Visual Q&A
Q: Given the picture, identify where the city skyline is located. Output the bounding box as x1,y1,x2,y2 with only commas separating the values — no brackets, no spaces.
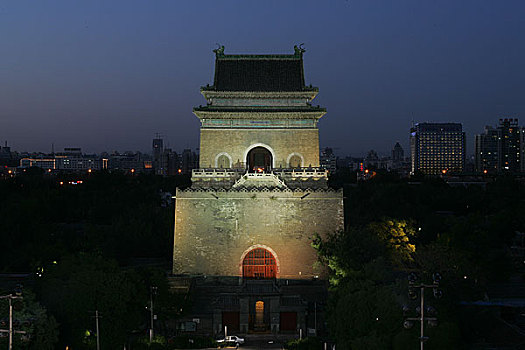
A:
2,1,525,155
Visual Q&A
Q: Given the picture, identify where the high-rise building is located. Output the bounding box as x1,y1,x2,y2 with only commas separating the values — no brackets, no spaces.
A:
180,148,197,174
320,147,336,173
392,142,404,162
164,149,180,175
498,118,521,172
364,149,380,169
474,118,522,173
0,141,14,166
475,126,499,173
521,127,525,173
152,137,167,175
410,123,465,175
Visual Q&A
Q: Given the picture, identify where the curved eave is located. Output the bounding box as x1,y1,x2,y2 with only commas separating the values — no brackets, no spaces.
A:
193,109,326,120
200,90,319,100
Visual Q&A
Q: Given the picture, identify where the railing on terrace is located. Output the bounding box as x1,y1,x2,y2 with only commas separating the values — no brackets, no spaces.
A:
274,168,328,178
192,167,327,178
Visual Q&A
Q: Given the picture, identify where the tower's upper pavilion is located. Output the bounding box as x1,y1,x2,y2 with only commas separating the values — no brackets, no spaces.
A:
206,45,310,92
194,46,326,174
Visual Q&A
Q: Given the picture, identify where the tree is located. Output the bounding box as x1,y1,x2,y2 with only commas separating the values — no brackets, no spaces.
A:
0,290,59,350
367,219,416,267
37,253,145,349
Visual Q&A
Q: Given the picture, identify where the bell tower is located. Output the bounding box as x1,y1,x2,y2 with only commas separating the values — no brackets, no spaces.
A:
172,46,343,335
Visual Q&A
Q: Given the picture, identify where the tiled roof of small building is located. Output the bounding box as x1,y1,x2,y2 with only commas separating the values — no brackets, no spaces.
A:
205,46,313,92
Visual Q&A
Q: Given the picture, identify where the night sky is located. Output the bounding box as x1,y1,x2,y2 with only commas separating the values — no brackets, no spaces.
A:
1,1,525,156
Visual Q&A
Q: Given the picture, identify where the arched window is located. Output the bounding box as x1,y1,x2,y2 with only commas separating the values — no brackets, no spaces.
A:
288,155,302,168
247,147,272,172
217,154,230,169
242,248,277,279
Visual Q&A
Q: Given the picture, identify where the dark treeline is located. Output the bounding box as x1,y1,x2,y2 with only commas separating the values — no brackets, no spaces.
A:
0,169,191,349
318,170,525,349
0,168,190,271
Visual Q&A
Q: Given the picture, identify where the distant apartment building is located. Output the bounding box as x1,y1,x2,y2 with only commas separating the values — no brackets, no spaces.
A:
20,148,100,171
364,149,380,169
475,118,522,173
108,152,151,173
164,149,180,175
0,142,14,166
392,142,404,163
498,118,521,172
320,147,336,173
152,137,166,175
20,157,56,170
475,126,500,173
55,148,100,171
521,128,525,173
180,148,198,175
152,137,183,175
410,123,465,175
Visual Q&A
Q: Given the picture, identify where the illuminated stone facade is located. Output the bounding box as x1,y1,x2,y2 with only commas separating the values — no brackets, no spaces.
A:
199,128,320,169
172,46,343,335
173,188,343,278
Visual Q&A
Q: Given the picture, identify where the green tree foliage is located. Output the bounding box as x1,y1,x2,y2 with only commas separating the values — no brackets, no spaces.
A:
316,222,409,349
0,290,59,350
331,276,402,349
367,219,416,267
319,174,525,349
36,253,144,349
285,336,322,350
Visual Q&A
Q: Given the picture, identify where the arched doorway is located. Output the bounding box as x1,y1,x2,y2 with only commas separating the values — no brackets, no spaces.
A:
217,154,230,168
242,248,277,279
247,147,272,172
255,301,264,326
288,154,302,168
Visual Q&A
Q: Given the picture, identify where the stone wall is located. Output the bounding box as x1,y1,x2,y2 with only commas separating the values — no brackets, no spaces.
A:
199,129,320,169
173,188,344,279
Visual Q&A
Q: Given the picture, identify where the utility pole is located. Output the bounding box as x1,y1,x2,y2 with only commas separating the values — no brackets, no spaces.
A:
0,293,26,350
149,286,157,344
95,310,100,350
403,273,442,350
314,302,317,336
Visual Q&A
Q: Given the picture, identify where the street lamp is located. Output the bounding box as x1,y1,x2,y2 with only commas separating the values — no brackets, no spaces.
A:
403,273,443,350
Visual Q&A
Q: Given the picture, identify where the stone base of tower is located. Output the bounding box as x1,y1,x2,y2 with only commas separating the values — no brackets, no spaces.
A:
168,275,328,337
173,187,343,279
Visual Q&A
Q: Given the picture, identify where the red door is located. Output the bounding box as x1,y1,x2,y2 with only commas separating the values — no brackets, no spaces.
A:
280,312,297,331
242,248,277,279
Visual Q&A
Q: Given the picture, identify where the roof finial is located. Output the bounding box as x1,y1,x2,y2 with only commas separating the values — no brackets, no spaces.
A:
213,43,225,56
294,43,305,56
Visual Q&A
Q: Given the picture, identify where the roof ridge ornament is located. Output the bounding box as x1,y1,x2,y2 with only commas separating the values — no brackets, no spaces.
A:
213,44,225,56
294,43,305,56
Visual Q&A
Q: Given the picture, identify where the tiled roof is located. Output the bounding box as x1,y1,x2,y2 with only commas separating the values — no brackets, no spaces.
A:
206,48,310,92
